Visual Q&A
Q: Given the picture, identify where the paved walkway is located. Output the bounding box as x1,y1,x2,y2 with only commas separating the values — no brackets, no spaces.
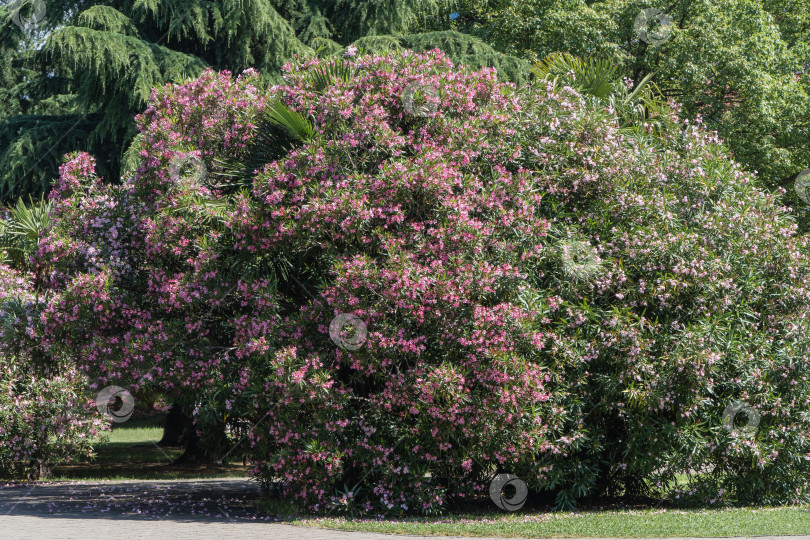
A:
1,478,810,540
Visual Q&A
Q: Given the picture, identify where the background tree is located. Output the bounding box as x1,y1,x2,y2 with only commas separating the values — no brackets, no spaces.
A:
433,0,810,192
0,1,87,201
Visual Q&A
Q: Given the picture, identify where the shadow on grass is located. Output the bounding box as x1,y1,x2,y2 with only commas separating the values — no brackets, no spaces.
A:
47,414,249,481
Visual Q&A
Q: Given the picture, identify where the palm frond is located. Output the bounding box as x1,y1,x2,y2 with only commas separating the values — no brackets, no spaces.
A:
532,53,674,135
0,196,53,269
213,100,314,188
169,194,234,229
303,58,357,94
531,52,617,99
7,196,53,243
266,99,314,143
625,71,657,104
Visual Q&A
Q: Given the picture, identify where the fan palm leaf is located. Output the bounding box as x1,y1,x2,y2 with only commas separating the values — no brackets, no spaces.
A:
213,99,315,188
531,52,618,99
532,53,672,134
303,58,358,94
0,196,53,268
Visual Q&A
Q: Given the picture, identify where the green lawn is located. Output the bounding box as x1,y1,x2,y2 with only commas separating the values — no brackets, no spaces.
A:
292,506,810,538
49,415,248,481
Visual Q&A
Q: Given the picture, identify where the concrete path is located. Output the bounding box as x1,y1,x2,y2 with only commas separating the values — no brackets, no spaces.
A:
1,478,810,540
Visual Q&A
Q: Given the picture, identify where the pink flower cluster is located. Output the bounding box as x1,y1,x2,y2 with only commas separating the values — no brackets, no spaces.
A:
0,265,102,477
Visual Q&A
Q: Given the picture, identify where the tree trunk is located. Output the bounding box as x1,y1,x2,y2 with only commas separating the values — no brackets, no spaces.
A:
172,427,207,464
157,402,188,447
158,401,228,464
173,421,229,464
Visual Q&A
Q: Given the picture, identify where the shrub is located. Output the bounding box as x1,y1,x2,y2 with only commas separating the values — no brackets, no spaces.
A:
30,49,810,512
0,264,101,478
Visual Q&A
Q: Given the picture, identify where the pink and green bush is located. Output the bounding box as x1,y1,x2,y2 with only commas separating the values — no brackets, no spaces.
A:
0,264,102,478
7,49,810,511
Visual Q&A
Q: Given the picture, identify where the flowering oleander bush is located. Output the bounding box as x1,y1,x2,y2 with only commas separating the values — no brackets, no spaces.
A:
17,49,810,511
0,264,102,478
0,356,102,479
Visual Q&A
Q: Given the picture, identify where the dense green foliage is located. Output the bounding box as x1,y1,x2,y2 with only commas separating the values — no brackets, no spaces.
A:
436,0,810,192
6,49,810,512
